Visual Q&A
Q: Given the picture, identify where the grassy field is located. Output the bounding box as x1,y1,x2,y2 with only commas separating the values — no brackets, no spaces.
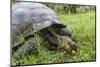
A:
12,11,96,66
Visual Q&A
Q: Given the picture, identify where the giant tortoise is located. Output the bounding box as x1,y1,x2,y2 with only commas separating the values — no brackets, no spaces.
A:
11,2,77,57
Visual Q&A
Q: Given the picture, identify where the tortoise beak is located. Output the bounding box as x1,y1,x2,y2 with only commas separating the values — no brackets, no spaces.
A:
71,44,77,54
71,43,77,51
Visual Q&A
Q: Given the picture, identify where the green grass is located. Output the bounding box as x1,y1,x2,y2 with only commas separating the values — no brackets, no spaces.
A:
12,12,96,66
58,11,96,61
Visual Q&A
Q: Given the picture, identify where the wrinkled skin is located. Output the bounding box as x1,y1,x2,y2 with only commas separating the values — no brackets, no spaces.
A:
11,2,77,57
46,27,77,51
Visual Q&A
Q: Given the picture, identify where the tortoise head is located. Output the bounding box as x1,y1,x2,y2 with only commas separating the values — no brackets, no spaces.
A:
57,35,77,53
47,26,77,53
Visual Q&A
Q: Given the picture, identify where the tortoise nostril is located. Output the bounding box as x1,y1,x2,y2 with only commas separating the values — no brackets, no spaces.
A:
71,44,77,50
